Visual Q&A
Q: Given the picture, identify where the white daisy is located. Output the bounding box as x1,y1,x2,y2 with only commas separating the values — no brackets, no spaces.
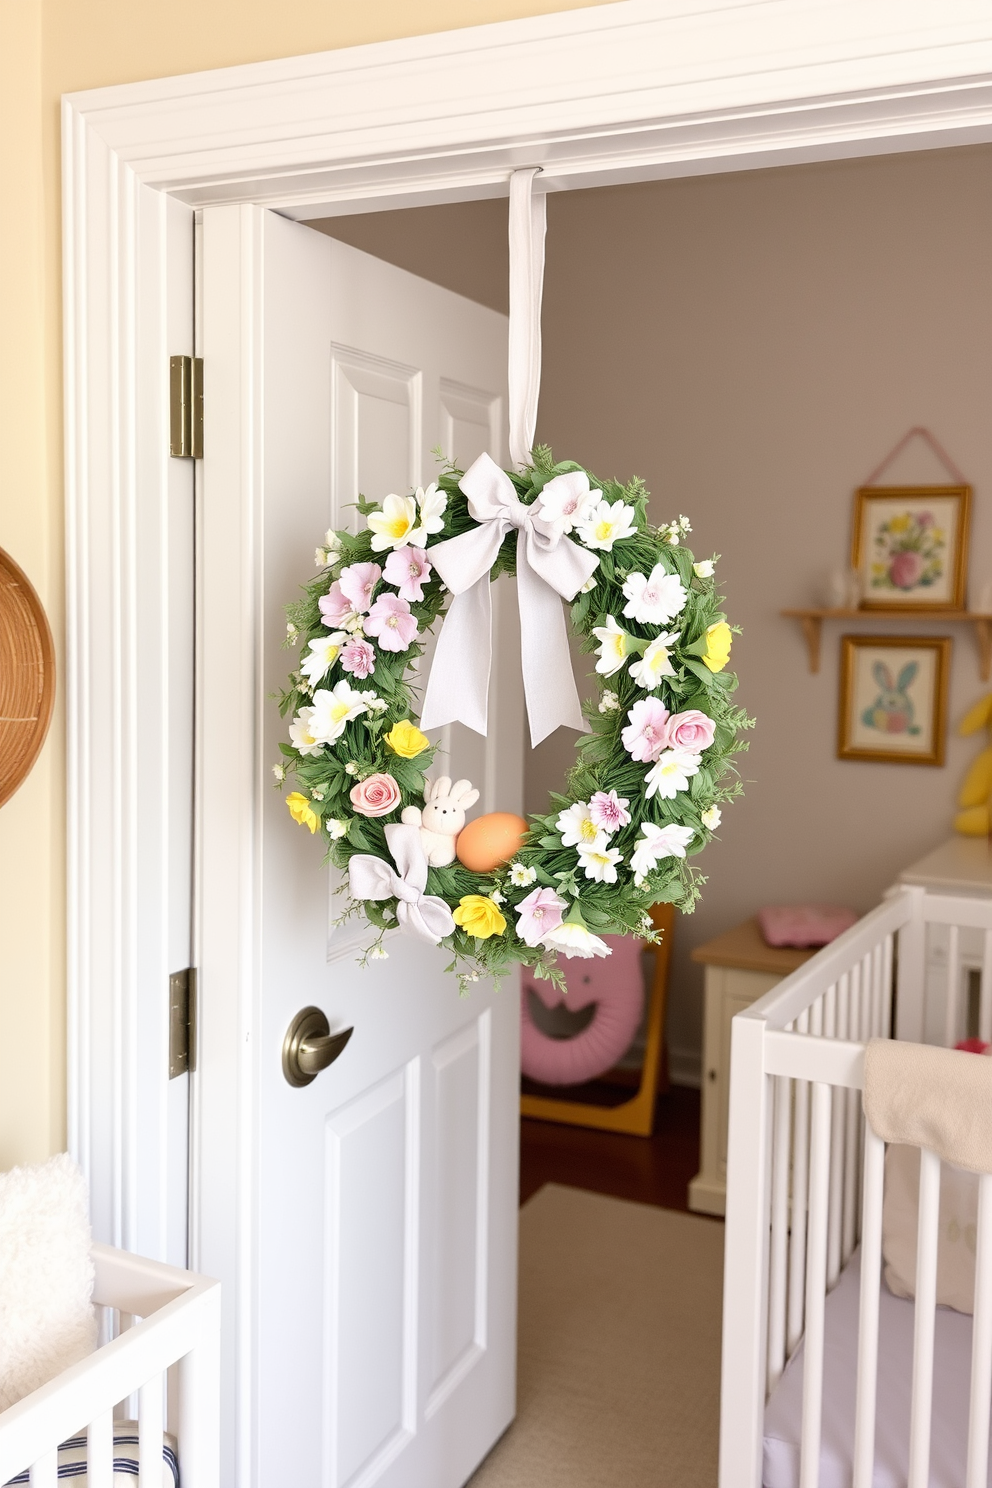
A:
289,707,323,757
308,681,369,744
509,862,537,887
577,843,624,884
701,805,722,830
628,632,680,690
630,822,695,884
367,493,419,551
556,802,608,852
621,565,687,626
644,749,701,801
577,498,637,552
535,470,601,534
300,631,347,686
409,482,447,544
541,922,611,959
592,616,630,677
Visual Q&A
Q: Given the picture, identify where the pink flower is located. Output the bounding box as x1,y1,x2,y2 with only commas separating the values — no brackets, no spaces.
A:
319,581,356,628
665,709,716,753
621,698,671,763
589,790,631,833
350,773,401,818
364,594,419,653
889,551,924,590
383,546,432,603
514,887,567,948
340,637,376,679
338,562,381,614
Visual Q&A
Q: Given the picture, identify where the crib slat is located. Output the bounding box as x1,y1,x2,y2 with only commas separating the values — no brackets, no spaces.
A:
767,1076,791,1390
139,1373,164,1485
980,930,992,1045
882,934,894,1037
908,1147,941,1488
787,1069,810,1355
28,1450,57,1487
800,1081,832,1488
842,966,862,1264
87,1408,114,1488
852,1126,885,1488
966,1174,992,1488
826,982,846,1288
945,925,961,1046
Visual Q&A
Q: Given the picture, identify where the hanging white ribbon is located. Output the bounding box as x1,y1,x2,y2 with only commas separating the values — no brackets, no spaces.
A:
418,167,596,747
418,453,598,746
348,824,455,944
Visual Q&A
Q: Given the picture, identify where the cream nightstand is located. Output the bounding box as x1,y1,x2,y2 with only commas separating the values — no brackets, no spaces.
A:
688,919,815,1217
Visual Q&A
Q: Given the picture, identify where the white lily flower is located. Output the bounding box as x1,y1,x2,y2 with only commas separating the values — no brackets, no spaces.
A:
535,470,601,534
701,805,722,830
628,631,680,690
289,707,323,757
576,498,637,552
325,818,349,839
509,862,537,887
622,565,687,626
577,843,623,883
367,493,419,552
644,749,701,801
630,821,694,882
308,680,369,744
592,616,630,677
542,921,612,959
693,559,715,579
408,481,447,545
556,801,608,852
300,631,347,686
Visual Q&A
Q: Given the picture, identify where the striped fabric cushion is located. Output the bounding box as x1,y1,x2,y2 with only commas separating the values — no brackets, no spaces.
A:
5,1422,178,1485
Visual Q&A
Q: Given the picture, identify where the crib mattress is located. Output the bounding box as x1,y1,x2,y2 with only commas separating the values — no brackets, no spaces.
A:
763,1249,991,1488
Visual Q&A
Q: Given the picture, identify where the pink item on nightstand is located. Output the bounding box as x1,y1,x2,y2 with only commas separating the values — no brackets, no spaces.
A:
520,935,644,1085
758,903,858,949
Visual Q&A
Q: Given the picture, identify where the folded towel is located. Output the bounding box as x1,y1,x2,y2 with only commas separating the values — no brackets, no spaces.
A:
864,1038,992,1175
757,904,858,949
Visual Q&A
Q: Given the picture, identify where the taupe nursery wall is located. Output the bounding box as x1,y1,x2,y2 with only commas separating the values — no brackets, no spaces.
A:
321,145,992,1081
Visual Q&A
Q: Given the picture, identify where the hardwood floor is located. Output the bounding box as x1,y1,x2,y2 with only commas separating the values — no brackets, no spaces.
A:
519,1084,708,1214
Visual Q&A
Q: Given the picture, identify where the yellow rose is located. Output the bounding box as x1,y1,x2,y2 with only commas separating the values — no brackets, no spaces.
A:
701,621,733,673
286,792,319,834
385,719,430,758
452,895,507,940
888,513,911,533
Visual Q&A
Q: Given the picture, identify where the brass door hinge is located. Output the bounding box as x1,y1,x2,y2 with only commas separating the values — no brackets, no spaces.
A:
169,355,203,458
169,967,198,1078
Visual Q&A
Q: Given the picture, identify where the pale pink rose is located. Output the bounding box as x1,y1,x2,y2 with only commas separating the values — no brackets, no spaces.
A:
665,709,716,753
350,773,401,818
588,790,631,833
383,546,432,603
338,562,381,614
364,594,419,653
889,550,924,590
514,887,567,948
621,697,671,763
318,581,356,628
340,637,376,679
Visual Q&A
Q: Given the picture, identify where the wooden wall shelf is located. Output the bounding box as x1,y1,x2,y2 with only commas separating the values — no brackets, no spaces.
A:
782,608,992,679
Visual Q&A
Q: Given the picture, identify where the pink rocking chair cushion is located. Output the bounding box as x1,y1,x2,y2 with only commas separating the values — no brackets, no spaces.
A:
520,935,645,1086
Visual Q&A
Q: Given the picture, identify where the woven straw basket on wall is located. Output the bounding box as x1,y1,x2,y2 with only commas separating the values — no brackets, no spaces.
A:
0,548,55,808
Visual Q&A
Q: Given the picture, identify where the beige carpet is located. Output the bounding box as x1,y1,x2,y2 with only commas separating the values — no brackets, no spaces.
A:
469,1184,724,1488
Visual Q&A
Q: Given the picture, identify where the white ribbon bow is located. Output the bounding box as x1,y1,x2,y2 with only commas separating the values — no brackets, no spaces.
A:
348,824,455,945
418,452,599,747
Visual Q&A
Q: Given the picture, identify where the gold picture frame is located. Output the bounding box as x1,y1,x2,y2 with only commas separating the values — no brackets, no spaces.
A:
851,485,971,612
838,635,951,766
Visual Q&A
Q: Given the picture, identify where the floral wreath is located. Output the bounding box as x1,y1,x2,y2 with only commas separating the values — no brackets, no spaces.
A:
276,446,748,993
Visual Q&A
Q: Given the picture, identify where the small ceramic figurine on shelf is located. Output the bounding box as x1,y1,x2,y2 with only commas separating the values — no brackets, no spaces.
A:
402,776,480,866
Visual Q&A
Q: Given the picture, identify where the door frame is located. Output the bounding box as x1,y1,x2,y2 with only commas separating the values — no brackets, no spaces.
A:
64,0,992,1462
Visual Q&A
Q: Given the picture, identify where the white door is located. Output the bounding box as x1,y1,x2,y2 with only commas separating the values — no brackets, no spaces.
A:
195,205,522,1488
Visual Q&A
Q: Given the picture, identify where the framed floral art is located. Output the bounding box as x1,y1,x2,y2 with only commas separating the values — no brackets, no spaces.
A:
851,485,970,612
838,634,951,766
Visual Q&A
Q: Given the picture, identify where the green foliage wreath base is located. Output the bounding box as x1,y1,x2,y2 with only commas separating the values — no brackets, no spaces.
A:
278,446,749,993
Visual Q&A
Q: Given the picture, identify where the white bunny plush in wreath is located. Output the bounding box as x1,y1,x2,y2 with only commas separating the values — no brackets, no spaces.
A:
402,777,480,867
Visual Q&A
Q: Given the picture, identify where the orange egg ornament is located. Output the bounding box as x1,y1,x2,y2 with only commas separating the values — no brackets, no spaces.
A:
456,812,529,873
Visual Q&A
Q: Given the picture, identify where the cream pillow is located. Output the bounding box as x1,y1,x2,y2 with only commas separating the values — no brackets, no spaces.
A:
0,1153,98,1412
882,1143,979,1315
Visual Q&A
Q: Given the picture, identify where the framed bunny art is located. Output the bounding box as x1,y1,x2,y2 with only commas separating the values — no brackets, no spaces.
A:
838,634,951,766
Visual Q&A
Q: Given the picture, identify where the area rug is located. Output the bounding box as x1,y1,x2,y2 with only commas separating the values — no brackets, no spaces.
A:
468,1184,724,1488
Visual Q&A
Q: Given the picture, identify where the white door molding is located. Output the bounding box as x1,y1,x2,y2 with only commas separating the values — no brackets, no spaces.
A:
64,0,992,1253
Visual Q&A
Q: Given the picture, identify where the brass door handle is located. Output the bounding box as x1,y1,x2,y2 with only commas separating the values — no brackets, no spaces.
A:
282,1006,353,1087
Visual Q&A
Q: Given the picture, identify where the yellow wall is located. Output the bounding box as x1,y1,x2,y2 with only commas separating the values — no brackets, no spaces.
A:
0,0,613,1168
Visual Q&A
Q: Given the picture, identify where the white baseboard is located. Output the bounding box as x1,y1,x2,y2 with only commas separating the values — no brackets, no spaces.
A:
668,1046,701,1090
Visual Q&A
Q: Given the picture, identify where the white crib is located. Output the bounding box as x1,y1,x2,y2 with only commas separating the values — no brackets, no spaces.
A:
0,1245,220,1487
720,883,992,1488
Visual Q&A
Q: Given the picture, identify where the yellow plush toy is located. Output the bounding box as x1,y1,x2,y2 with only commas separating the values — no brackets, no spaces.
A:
955,693,992,836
